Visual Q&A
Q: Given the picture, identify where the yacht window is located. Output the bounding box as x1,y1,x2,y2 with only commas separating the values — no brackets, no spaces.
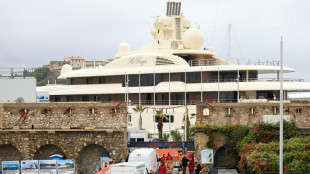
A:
131,75,139,87
82,96,89,101
99,77,106,84
86,77,93,84
94,95,101,101
55,96,61,102
67,79,74,85
147,74,154,86
155,74,162,85
141,75,147,86
67,96,73,102
182,72,201,83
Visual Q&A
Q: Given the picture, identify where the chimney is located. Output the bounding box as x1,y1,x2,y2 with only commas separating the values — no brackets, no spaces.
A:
172,2,176,16
166,1,170,16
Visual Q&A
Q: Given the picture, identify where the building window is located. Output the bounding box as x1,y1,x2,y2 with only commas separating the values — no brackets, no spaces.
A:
86,77,93,84
273,107,278,114
137,138,144,142
128,115,132,122
155,115,174,123
296,108,302,114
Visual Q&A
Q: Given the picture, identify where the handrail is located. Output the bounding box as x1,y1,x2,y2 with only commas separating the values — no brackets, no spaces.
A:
188,58,280,67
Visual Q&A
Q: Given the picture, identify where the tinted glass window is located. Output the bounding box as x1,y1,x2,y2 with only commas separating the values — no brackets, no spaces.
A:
99,77,105,84
86,78,93,84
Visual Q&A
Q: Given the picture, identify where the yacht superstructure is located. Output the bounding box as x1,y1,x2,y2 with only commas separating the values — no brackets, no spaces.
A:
37,2,310,133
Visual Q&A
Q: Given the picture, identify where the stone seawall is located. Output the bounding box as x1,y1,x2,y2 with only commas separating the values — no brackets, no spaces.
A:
194,102,310,167
0,102,128,174
196,102,310,128
0,102,127,129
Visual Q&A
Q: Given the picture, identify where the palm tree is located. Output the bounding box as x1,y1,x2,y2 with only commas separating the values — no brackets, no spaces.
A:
132,105,146,130
183,107,194,141
156,109,168,138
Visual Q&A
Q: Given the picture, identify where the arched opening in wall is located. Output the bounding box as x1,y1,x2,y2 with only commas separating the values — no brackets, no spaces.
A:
34,144,65,160
214,145,239,168
0,145,22,170
78,144,109,174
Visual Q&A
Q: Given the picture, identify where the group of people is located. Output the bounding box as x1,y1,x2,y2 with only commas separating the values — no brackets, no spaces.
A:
158,153,174,174
181,154,202,174
158,152,202,174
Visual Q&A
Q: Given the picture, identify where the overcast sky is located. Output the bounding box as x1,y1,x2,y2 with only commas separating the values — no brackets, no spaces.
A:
0,0,309,81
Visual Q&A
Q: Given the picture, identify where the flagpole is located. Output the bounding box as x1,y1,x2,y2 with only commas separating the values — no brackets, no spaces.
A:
218,67,220,103
201,67,203,102
139,71,141,130
153,70,156,138
169,70,171,141
185,69,187,142
279,37,283,174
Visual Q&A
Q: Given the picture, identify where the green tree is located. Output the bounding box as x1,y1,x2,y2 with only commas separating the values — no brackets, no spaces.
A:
132,105,146,130
156,109,168,138
171,129,183,142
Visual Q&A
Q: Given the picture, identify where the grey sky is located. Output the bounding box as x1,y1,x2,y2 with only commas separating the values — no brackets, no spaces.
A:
0,0,309,81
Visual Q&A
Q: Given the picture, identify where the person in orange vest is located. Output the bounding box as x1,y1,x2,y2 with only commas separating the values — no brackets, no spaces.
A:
166,153,173,161
160,154,166,164
158,161,167,174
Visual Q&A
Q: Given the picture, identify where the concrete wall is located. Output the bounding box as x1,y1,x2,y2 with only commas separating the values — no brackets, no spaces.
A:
0,77,37,103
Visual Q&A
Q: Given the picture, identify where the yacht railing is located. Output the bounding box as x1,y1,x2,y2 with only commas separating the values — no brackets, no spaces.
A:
188,58,280,67
204,78,304,83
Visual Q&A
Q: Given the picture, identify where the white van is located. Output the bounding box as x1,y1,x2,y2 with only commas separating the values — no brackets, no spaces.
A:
110,162,147,174
128,148,158,173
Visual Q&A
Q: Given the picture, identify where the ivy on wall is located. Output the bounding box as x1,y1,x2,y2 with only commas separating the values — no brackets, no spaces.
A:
192,121,306,172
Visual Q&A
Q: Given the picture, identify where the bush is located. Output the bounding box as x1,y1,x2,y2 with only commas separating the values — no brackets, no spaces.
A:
238,137,310,173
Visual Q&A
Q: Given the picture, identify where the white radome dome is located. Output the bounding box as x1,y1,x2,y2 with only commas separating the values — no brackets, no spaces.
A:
118,42,130,53
182,17,191,28
158,15,172,26
182,28,204,50
61,64,72,75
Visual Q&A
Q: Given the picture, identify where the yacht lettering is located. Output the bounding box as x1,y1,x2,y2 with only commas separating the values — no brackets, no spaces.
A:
127,57,147,66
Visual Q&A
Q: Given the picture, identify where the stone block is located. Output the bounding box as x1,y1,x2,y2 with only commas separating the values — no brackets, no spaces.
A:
61,125,71,129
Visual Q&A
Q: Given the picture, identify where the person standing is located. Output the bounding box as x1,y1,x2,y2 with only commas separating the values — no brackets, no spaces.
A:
195,161,202,174
188,160,195,174
159,161,167,174
181,155,189,174
160,154,166,164
166,153,173,160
